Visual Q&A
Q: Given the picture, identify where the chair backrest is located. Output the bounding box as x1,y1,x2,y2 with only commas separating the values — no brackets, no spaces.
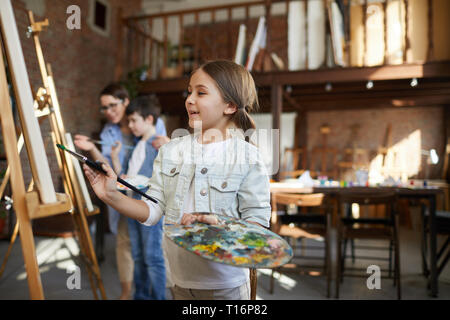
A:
273,193,324,207
271,193,325,229
338,189,397,222
339,190,397,206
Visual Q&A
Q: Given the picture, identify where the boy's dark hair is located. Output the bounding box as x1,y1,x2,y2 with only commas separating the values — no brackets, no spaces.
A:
126,94,161,125
99,83,129,101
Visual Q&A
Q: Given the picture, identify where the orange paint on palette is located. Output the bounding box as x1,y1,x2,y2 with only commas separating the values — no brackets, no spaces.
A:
193,244,219,254
233,256,251,265
251,254,272,264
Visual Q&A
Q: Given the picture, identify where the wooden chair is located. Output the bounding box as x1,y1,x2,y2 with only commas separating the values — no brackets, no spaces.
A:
270,193,332,297
309,125,338,179
421,205,450,283
336,190,401,299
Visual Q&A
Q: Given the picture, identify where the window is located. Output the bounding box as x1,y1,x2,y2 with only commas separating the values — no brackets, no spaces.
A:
88,0,110,36
94,1,107,30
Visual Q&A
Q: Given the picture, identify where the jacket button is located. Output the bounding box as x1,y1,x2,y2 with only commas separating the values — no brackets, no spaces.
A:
201,167,208,174
200,189,207,196
170,168,176,174
221,182,227,189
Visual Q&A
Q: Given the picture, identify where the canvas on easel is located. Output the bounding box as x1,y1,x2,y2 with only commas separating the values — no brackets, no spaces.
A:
327,0,347,67
0,0,56,204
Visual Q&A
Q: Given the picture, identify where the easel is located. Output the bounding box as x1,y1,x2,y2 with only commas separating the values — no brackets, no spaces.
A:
310,124,338,179
337,124,368,179
30,10,106,299
0,2,105,299
379,123,392,169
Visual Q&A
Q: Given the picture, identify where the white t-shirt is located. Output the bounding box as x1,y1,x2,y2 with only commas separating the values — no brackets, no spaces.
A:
126,139,147,176
143,138,249,290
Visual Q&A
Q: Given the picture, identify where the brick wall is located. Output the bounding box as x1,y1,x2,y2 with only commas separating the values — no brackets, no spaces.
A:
11,0,142,190
307,106,445,180
182,14,287,69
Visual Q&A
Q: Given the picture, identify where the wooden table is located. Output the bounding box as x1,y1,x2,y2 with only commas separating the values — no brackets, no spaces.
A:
270,182,444,297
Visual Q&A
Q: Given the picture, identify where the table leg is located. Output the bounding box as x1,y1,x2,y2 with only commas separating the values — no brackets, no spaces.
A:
428,195,438,297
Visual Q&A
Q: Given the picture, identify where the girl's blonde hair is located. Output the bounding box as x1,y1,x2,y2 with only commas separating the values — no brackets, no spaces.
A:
195,60,259,133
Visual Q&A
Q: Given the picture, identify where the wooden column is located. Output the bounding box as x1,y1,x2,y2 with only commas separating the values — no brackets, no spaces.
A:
271,84,282,181
264,0,273,71
295,108,307,150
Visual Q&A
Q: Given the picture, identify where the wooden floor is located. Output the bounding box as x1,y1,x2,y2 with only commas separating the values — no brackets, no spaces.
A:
0,223,448,300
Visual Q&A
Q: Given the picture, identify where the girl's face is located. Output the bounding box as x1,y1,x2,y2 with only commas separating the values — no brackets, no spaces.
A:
100,94,128,124
185,69,236,133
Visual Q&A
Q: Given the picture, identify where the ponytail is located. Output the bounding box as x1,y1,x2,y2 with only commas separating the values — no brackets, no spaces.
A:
233,106,256,134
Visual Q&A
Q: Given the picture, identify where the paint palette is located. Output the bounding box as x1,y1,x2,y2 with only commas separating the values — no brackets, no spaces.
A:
164,214,293,269
116,175,150,191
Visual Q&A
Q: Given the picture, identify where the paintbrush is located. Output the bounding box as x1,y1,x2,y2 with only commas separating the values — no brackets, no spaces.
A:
89,139,134,150
56,144,157,203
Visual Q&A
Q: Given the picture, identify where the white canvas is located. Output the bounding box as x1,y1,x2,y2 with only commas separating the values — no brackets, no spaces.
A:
307,0,326,70
288,1,306,71
0,0,57,203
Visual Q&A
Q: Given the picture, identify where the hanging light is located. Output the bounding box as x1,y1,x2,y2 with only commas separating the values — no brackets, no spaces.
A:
366,80,374,90
325,82,332,92
410,78,418,87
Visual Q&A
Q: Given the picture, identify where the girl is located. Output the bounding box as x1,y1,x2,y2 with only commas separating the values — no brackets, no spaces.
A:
83,60,271,300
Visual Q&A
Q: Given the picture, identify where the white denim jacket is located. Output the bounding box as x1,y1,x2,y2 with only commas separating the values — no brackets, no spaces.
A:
145,131,271,228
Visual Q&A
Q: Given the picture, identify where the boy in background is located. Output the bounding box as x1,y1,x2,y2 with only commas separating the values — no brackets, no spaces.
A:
111,95,168,300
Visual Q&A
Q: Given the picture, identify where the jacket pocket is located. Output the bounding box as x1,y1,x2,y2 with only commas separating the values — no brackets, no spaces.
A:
209,176,241,213
161,162,181,191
